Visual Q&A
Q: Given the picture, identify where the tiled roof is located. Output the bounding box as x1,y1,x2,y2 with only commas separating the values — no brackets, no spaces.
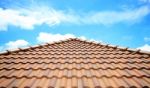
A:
0,38,150,88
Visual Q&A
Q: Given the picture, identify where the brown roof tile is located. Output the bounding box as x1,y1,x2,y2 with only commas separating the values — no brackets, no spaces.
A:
0,38,150,88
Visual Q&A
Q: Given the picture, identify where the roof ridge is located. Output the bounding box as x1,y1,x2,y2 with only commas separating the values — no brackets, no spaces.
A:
0,38,74,55
0,38,150,55
77,38,150,55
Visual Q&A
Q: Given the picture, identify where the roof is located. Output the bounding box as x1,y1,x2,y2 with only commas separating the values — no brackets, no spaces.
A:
0,38,150,88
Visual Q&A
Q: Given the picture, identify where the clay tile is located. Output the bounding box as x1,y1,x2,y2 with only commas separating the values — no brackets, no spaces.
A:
0,38,150,88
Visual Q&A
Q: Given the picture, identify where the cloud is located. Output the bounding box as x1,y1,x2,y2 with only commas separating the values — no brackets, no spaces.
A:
0,8,38,30
83,5,150,25
0,40,29,51
144,37,150,42
37,32,88,43
0,5,149,30
137,44,150,52
139,0,150,3
0,7,78,31
37,32,75,43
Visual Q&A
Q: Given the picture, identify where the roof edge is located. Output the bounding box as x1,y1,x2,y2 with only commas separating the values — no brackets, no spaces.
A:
78,38,150,55
0,38,150,55
0,38,74,55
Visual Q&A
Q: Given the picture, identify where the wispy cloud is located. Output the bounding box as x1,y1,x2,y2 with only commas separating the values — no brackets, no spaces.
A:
0,5,149,30
0,39,29,51
139,0,150,3
144,37,150,42
83,5,150,25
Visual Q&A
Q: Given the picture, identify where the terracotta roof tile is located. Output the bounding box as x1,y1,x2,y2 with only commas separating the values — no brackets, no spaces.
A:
0,38,150,88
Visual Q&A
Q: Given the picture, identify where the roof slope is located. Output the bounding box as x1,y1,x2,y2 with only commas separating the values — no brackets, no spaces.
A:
0,38,150,88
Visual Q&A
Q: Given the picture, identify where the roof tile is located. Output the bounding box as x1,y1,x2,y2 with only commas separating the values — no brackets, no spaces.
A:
0,38,150,87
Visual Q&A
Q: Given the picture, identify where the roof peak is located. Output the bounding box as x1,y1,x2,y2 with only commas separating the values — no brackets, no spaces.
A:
0,38,150,55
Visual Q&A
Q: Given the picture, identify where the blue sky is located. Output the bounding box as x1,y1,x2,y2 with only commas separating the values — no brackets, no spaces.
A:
0,0,150,51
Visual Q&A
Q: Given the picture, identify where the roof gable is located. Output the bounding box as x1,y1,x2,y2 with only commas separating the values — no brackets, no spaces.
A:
0,38,150,55
0,38,150,87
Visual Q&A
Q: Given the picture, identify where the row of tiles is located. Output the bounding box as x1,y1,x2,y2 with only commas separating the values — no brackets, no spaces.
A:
27,48,125,53
9,52,135,55
0,69,149,77
26,49,126,52
0,63,149,70
0,57,149,61
0,55,150,60
0,59,149,63
5,52,141,57
31,44,104,50
31,46,114,50
0,55,145,59
0,77,150,88
43,41,124,49
43,42,103,48
11,48,131,53
6,50,141,54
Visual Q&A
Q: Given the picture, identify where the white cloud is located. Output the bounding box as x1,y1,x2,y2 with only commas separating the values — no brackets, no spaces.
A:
0,5,149,30
78,36,87,40
37,32,76,43
0,40,29,51
0,8,38,30
83,5,150,25
144,37,150,42
0,7,78,30
137,44,150,52
37,32,103,44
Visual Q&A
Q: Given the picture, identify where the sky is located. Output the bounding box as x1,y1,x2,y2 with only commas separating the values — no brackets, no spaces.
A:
0,0,150,51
